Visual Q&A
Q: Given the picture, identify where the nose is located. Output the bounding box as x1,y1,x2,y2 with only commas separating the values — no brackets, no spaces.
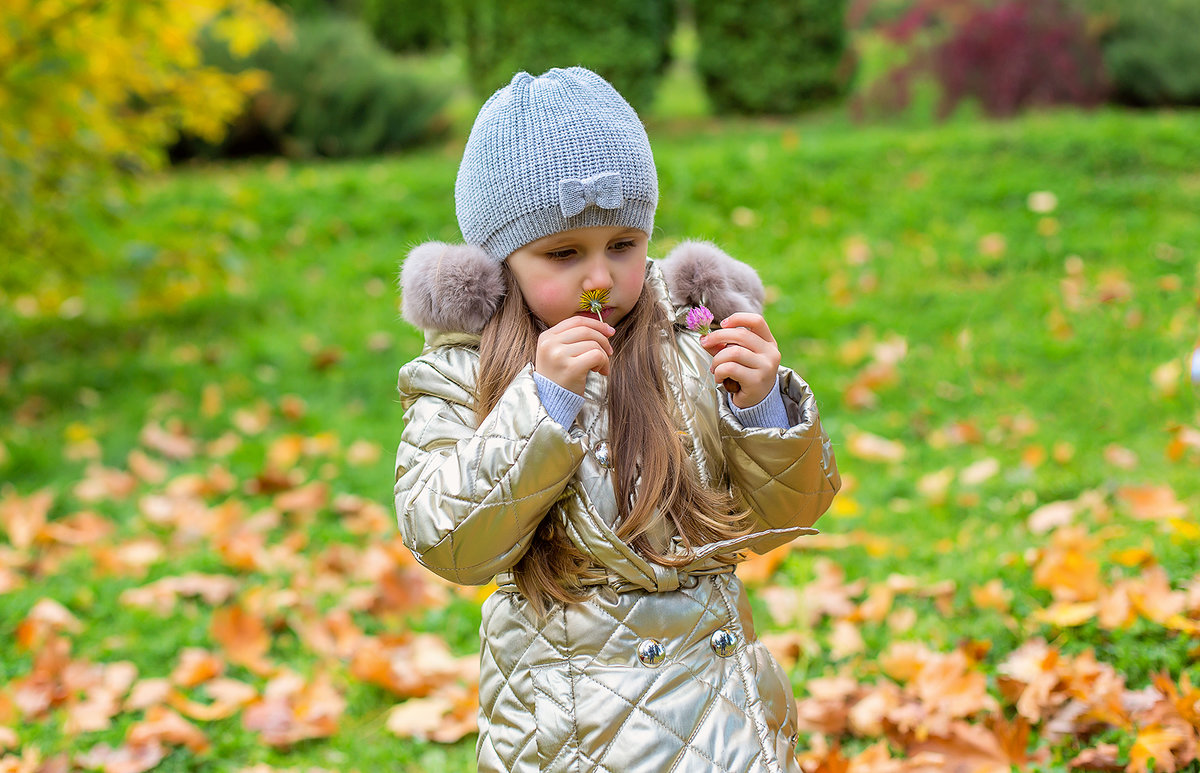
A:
581,251,614,292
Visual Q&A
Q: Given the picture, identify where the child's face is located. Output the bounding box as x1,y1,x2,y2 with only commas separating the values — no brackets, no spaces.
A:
506,226,648,328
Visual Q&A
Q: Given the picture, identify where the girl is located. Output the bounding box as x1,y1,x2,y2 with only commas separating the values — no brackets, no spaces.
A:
395,67,840,773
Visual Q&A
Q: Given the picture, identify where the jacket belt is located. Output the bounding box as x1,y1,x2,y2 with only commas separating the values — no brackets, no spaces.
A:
493,563,736,596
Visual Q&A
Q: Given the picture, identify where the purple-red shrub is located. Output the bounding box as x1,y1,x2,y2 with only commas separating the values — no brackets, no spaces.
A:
934,0,1109,117
852,0,1110,120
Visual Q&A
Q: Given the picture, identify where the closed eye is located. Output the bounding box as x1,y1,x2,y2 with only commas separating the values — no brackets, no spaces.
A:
545,248,576,260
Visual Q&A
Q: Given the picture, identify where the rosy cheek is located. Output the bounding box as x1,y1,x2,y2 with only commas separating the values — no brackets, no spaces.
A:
519,279,571,323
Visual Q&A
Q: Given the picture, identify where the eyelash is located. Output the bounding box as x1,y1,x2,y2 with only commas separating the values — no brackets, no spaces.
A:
544,240,637,261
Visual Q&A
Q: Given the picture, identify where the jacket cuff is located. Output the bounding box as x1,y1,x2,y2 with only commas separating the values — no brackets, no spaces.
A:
727,374,790,429
534,371,585,428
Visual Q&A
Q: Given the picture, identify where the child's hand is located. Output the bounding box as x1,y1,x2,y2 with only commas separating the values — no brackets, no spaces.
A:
699,312,782,409
535,316,615,395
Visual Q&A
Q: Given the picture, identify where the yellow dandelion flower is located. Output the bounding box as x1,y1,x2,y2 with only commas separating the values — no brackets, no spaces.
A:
578,288,610,319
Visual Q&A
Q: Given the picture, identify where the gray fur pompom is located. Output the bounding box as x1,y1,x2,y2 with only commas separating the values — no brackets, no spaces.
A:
658,240,765,322
399,242,505,334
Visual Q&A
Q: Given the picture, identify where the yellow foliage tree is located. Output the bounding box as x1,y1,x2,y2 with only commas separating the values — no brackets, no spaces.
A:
0,0,289,295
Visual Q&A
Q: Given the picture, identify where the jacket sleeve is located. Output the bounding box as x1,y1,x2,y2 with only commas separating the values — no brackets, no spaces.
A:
393,350,587,585
719,366,841,548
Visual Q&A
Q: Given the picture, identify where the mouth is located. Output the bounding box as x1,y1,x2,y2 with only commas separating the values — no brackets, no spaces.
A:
576,306,615,321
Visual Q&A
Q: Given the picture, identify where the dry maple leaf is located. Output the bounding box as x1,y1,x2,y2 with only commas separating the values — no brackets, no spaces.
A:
350,634,476,698
120,573,240,615
1128,724,1191,773
759,631,813,671
93,537,166,578
879,641,934,684
1033,527,1103,603
139,421,198,461
970,579,1012,613
75,740,168,773
847,683,904,737
1069,743,1123,771
910,650,998,722
1151,672,1200,731
242,670,346,747
1034,601,1101,628
1117,486,1189,522
1028,501,1079,535
855,584,896,623
17,598,83,649
273,481,329,515
210,604,274,676
167,677,258,722
997,638,1064,723
830,620,866,660
847,431,906,464
847,741,906,773
42,510,115,545
386,684,479,743
0,488,52,550
795,675,859,735
736,539,796,585
906,717,1034,773
1127,566,1187,624
10,636,72,719
73,464,139,503
170,648,225,688
809,741,851,773
127,705,211,754
125,679,172,712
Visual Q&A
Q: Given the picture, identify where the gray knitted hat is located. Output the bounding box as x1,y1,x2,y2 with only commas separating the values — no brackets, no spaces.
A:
455,67,658,262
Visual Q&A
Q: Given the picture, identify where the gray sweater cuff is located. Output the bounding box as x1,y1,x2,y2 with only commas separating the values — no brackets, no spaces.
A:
728,374,791,429
533,371,585,428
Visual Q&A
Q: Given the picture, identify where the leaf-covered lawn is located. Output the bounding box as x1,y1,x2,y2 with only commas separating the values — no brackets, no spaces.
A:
2,107,1198,772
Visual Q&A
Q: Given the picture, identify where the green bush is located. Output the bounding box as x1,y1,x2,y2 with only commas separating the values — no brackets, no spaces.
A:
363,0,453,52
458,0,674,111
1094,0,1200,107
196,17,450,158
694,0,852,115
269,0,356,17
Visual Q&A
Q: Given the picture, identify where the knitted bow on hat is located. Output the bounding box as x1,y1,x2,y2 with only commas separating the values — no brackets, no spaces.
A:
558,172,624,218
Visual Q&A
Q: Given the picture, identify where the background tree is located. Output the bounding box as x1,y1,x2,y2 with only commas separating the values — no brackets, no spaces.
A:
0,0,289,292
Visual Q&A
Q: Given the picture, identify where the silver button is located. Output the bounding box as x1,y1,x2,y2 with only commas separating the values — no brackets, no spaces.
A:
637,638,666,667
710,627,738,657
592,440,613,469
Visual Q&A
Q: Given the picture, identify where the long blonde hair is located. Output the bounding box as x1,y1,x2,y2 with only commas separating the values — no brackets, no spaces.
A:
476,263,748,615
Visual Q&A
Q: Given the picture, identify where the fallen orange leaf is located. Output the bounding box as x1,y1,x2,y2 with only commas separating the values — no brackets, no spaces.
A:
170,649,225,688
242,670,345,747
1128,724,1189,773
847,430,906,464
210,604,273,676
1117,486,1189,522
127,705,210,754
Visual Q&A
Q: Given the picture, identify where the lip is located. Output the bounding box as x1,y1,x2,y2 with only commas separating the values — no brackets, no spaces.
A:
576,306,615,320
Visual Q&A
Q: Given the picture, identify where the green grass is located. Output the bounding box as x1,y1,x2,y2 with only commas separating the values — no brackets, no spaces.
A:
2,107,1199,770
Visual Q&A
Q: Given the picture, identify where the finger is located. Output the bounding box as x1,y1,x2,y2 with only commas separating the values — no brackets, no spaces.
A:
712,361,758,388
547,316,616,337
548,340,613,364
718,313,775,342
700,326,774,356
574,347,611,376
544,326,615,355
710,345,770,374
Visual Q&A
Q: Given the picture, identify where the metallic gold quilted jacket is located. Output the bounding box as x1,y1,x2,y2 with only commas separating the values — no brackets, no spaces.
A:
395,259,840,772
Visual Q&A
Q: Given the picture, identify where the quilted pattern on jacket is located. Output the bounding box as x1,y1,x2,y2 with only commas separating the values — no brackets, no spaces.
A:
477,574,801,773
394,262,840,772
